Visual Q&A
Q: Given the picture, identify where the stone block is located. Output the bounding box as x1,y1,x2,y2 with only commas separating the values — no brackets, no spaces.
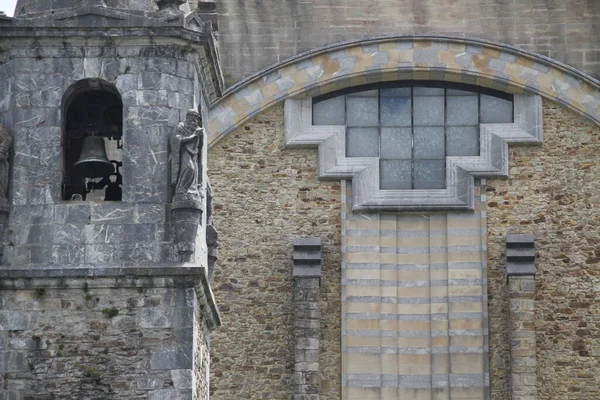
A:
0,311,34,330
147,389,192,400
150,346,192,370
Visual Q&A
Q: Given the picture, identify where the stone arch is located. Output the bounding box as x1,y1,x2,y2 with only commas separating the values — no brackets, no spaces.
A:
61,78,123,201
207,35,600,146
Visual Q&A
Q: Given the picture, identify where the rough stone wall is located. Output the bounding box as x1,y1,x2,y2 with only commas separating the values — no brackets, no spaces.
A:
0,39,198,267
208,104,341,400
487,99,600,400
194,301,211,400
216,0,600,84
0,276,197,400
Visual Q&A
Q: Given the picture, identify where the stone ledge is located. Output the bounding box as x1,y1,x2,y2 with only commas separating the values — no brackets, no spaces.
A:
0,266,222,330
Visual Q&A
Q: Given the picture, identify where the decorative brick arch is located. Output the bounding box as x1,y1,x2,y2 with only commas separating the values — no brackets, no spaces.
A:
207,35,600,146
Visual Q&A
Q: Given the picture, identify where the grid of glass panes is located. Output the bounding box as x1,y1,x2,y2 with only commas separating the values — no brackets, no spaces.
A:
312,83,513,189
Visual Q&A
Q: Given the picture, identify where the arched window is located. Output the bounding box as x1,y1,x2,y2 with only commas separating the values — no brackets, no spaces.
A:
312,82,513,189
62,79,123,201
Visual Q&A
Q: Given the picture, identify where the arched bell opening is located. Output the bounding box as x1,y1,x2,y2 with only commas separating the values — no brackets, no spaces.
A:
62,79,123,201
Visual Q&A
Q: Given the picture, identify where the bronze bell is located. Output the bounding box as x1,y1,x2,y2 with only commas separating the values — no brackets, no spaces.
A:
73,136,114,178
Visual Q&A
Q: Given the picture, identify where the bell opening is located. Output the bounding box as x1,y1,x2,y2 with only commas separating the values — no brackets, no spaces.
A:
62,79,123,201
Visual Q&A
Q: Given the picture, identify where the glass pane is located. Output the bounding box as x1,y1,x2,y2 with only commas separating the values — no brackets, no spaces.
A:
413,160,445,189
381,87,411,97
380,128,412,159
347,89,378,97
380,159,412,190
313,95,345,125
413,127,445,159
413,95,444,126
347,127,379,157
380,96,411,127
447,88,476,96
413,87,444,96
347,97,379,127
447,127,479,156
481,95,513,123
447,95,479,126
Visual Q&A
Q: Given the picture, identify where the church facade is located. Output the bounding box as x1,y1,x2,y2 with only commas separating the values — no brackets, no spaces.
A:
1,1,600,400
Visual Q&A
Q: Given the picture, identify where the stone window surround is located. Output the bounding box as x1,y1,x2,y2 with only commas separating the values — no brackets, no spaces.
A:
284,92,543,212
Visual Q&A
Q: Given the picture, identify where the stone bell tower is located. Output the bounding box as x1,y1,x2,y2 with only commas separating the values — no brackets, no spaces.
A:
0,1,222,399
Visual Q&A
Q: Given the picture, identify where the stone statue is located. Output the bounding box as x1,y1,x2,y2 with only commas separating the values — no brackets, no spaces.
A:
173,110,203,197
0,125,12,199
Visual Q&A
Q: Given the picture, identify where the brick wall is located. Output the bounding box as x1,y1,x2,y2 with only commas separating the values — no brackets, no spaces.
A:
216,0,600,84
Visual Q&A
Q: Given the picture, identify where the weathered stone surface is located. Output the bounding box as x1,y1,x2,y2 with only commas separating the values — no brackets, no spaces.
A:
0,276,211,399
487,99,600,400
216,0,600,84
208,104,341,400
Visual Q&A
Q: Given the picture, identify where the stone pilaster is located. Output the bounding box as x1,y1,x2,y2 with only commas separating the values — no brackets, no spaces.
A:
292,238,322,400
506,234,537,400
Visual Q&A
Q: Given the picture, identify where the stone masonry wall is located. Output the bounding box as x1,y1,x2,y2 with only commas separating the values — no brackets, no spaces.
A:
0,276,198,400
216,0,600,84
487,99,600,400
208,104,341,400
0,38,199,267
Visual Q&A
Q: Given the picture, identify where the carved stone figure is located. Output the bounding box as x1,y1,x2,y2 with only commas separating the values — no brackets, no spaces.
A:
174,110,203,197
0,125,12,199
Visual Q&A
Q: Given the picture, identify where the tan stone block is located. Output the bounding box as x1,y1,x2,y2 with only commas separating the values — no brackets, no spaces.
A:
397,287,431,298
447,252,483,263
345,268,381,280
345,387,381,399
432,353,450,374
482,47,501,59
431,336,450,349
398,337,430,349
349,76,369,87
450,334,484,348
448,285,483,296
347,319,380,330
344,285,380,297
345,252,380,264
431,303,449,314
449,319,483,330
449,302,483,313
414,40,432,49
346,302,380,314
345,354,381,374
346,336,380,347
398,354,431,366
448,268,482,280
381,353,399,374
398,303,430,314
398,320,430,332
413,70,431,80
397,269,429,281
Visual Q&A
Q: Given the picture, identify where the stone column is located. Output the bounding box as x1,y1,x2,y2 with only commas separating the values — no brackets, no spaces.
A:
292,238,322,400
506,234,537,400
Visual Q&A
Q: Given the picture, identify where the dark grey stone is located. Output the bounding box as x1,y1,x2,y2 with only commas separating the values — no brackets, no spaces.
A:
150,346,192,370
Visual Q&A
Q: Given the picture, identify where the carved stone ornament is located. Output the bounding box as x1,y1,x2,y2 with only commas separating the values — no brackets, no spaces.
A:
171,110,205,264
156,0,185,12
172,110,203,199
